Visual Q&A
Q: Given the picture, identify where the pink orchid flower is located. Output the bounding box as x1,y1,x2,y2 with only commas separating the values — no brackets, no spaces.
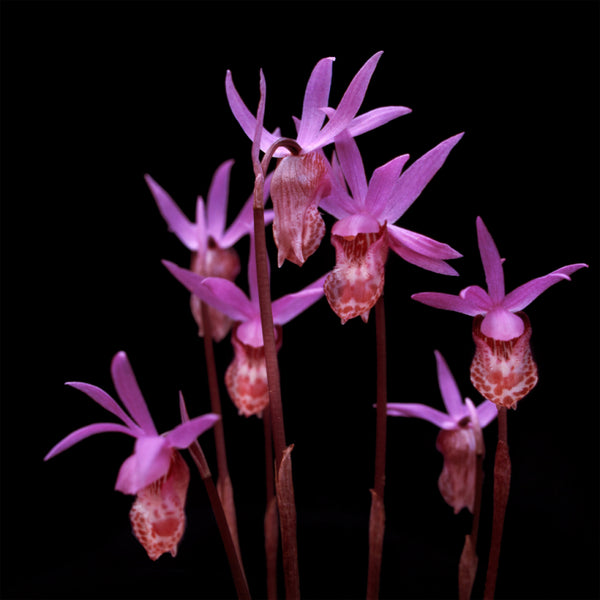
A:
388,351,497,514
227,52,411,267
163,237,327,417
412,217,588,408
45,351,219,560
145,162,273,341
319,130,464,323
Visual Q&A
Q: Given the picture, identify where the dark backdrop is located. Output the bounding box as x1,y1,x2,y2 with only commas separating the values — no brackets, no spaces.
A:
1,2,598,599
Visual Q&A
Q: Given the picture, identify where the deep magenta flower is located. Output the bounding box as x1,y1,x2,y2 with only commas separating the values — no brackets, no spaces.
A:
388,351,497,514
412,217,588,407
45,351,219,560
319,131,463,323
145,162,273,341
227,52,411,267
163,238,327,417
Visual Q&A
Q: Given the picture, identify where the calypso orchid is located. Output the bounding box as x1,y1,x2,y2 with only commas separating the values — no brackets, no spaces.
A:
412,217,588,408
163,236,327,417
145,162,273,341
388,351,497,514
44,351,219,560
226,52,411,267
319,131,464,323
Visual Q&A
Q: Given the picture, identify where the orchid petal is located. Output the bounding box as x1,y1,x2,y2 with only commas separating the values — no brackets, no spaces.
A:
503,263,588,312
365,153,410,217
145,175,198,251
345,105,412,139
162,260,254,322
111,352,158,436
331,214,381,237
411,292,482,316
476,217,505,302
225,70,280,152
388,225,462,261
272,275,327,325
434,351,464,419
115,436,172,495
194,196,208,253
480,308,525,341
206,159,234,241
459,285,493,312
319,152,361,219
381,133,464,224
333,132,368,205
475,399,498,428
178,391,190,423
296,57,334,147
309,51,383,150
387,403,457,430
166,413,220,449
65,382,141,432
44,422,137,461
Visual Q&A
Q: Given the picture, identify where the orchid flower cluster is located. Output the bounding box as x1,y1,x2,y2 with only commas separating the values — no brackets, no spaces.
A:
45,51,587,598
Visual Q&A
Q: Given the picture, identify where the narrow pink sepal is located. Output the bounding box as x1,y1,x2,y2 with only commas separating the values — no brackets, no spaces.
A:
206,159,235,242
459,285,492,312
475,217,505,302
333,131,368,204
111,352,158,436
411,291,481,315
165,413,220,449
387,403,457,430
44,422,137,461
475,399,499,429
365,153,411,217
388,225,462,260
344,106,412,139
434,351,465,419
272,274,327,325
503,263,588,312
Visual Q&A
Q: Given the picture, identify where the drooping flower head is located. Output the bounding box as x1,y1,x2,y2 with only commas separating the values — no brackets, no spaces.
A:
412,217,588,407
145,163,273,340
226,52,411,267
319,131,463,323
44,351,219,560
388,351,497,514
163,236,327,417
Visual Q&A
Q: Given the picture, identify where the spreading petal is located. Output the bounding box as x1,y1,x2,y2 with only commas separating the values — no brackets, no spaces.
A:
166,413,220,449
411,291,482,316
476,217,505,302
206,159,235,242
344,106,412,139
459,285,493,312
333,132,368,206
272,275,327,325
44,422,137,461
503,263,588,312
111,352,158,436
434,351,465,419
387,403,457,430
475,399,498,428
364,153,411,217
146,175,199,251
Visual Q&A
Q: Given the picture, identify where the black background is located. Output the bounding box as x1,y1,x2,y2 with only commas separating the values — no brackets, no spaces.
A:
1,2,598,599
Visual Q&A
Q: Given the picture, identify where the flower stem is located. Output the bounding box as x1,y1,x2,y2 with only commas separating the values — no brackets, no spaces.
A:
252,137,302,599
366,295,388,599
188,441,251,600
263,406,279,600
200,301,240,557
483,407,511,599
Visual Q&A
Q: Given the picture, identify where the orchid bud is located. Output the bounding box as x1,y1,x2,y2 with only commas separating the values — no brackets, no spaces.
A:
271,151,331,267
470,311,538,409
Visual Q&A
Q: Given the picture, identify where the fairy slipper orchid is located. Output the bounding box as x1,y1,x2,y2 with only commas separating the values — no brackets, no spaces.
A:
388,351,497,514
163,237,327,417
145,162,273,340
319,131,463,323
412,217,588,408
227,52,411,267
44,351,219,560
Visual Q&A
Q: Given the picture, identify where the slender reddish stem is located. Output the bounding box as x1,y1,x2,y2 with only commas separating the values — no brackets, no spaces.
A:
263,406,279,600
484,407,511,599
200,301,240,555
366,295,388,599
188,441,251,600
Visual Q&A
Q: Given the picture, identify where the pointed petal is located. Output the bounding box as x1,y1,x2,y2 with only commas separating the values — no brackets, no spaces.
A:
503,263,588,312
476,217,505,302
309,52,384,150
44,422,136,461
225,70,280,152
345,105,412,138
434,351,465,419
163,260,254,322
272,275,327,325
365,153,410,217
333,132,368,205
475,399,498,428
459,285,493,312
194,196,208,253
319,151,361,219
411,292,481,316
145,175,198,250
115,436,172,495
65,382,142,432
296,57,334,146
206,159,235,241
166,413,220,449
381,133,464,223
387,403,457,430
111,352,158,435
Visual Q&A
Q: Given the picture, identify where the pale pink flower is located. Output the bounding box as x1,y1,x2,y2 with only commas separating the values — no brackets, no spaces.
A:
45,351,219,560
